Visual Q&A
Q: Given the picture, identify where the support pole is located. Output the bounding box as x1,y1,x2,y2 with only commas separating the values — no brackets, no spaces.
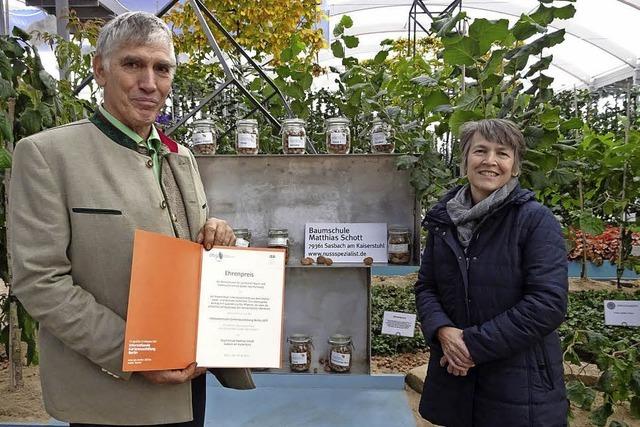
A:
56,0,70,80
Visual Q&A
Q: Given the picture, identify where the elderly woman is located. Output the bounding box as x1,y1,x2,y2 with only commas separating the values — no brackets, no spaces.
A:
415,119,568,426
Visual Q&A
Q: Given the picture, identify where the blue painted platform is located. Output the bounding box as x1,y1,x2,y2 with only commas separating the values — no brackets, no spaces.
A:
0,373,414,427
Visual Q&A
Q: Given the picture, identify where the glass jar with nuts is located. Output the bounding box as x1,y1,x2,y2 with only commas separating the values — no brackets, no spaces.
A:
370,117,394,153
268,228,289,264
325,117,351,154
288,334,313,372
191,119,217,155
388,226,411,264
281,118,306,155
233,228,251,247
328,334,353,373
236,118,259,155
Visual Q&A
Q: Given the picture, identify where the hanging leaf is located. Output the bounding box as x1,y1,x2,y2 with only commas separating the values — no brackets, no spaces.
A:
449,110,483,136
524,56,553,77
0,51,12,81
373,50,388,64
12,26,31,41
331,41,345,58
19,108,43,135
579,213,605,236
468,18,510,55
432,11,466,36
0,146,11,169
512,16,546,41
442,36,478,66
0,77,16,100
590,402,613,427
343,35,359,49
549,168,576,186
340,15,353,28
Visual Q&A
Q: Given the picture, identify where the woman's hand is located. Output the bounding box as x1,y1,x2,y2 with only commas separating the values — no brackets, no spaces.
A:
437,326,475,376
196,217,236,249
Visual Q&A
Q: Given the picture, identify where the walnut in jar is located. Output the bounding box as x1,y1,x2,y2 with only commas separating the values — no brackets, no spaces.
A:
328,334,353,373
370,117,394,153
236,118,259,155
282,118,306,155
388,226,411,264
288,334,312,372
325,117,351,154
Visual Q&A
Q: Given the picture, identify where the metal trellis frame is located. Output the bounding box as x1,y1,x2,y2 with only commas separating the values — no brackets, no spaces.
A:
72,0,317,153
407,0,462,56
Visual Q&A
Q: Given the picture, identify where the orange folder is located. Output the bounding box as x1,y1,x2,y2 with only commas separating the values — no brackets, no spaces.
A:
123,229,202,371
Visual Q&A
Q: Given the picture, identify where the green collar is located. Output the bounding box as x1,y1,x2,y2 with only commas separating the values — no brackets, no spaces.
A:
90,107,166,156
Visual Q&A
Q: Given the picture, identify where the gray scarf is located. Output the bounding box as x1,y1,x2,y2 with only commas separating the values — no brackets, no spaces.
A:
446,178,519,248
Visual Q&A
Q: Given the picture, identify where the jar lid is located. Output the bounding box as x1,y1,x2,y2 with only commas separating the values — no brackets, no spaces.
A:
326,117,350,126
288,334,311,343
233,228,250,234
192,119,216,127
282,118,305,126
328,334,351,344
237,118,258,126
268,228,288,235
388,225,409,233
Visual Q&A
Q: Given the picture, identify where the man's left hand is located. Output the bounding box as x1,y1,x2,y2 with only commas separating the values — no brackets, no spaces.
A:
196,217,235,249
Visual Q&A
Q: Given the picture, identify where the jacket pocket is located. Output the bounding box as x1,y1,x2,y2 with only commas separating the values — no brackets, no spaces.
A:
533,343,554,391
72,208,122,215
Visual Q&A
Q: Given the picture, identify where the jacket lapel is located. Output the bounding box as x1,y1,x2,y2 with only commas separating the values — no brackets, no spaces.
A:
164,153,203,241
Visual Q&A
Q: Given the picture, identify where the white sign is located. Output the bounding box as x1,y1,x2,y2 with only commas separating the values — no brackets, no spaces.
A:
604,300,640,327
381,311,417,337
631,245,640,257
304,223,387,263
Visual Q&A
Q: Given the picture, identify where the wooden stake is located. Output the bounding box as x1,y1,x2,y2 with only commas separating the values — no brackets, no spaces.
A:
9,300,23,389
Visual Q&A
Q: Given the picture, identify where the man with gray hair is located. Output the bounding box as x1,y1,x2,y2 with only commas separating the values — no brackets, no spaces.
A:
9,11,253,426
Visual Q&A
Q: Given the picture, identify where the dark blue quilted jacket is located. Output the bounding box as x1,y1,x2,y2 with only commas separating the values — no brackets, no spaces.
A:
415,185,568,427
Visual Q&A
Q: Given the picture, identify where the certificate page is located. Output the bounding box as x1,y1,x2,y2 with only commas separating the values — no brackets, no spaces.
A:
195,247,285,368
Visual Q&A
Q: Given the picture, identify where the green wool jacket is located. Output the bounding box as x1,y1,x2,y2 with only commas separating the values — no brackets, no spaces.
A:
9,117,254,425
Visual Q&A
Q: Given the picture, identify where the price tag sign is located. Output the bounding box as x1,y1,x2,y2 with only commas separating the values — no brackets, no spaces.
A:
604,300,640,327
381,311,417,337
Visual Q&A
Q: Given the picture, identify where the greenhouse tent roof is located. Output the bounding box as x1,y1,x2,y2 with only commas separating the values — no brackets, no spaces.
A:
319,0,640,91
6,0,640,91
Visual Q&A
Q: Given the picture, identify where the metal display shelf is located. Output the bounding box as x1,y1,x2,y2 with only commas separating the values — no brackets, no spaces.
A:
196,154,420,374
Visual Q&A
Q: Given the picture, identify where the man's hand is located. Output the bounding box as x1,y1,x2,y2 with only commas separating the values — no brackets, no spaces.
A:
140,363,206,385
437,326,475,376
196,217,235,250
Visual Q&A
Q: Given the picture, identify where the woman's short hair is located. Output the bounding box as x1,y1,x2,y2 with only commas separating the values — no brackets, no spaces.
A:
458,118,526,176
96,12,175,71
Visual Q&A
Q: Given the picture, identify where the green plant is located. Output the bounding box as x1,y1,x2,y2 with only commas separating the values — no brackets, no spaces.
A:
371,283,426,356
0,28,90,366
561,290,640,426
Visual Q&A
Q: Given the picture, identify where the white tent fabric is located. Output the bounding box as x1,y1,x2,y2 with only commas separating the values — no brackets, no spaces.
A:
319,0,640,90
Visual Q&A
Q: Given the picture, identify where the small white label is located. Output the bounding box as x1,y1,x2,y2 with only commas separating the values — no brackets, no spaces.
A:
268,237,288,246
235,238,250,248
388,243,409,253
330,133,347,145
604,300,640,327
632,245,640,257
291,352,307,364
193,132,214,145
330,351,350,367
287,136,305,148
381,311,417,337
237,133,257,148
371,132,388,146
